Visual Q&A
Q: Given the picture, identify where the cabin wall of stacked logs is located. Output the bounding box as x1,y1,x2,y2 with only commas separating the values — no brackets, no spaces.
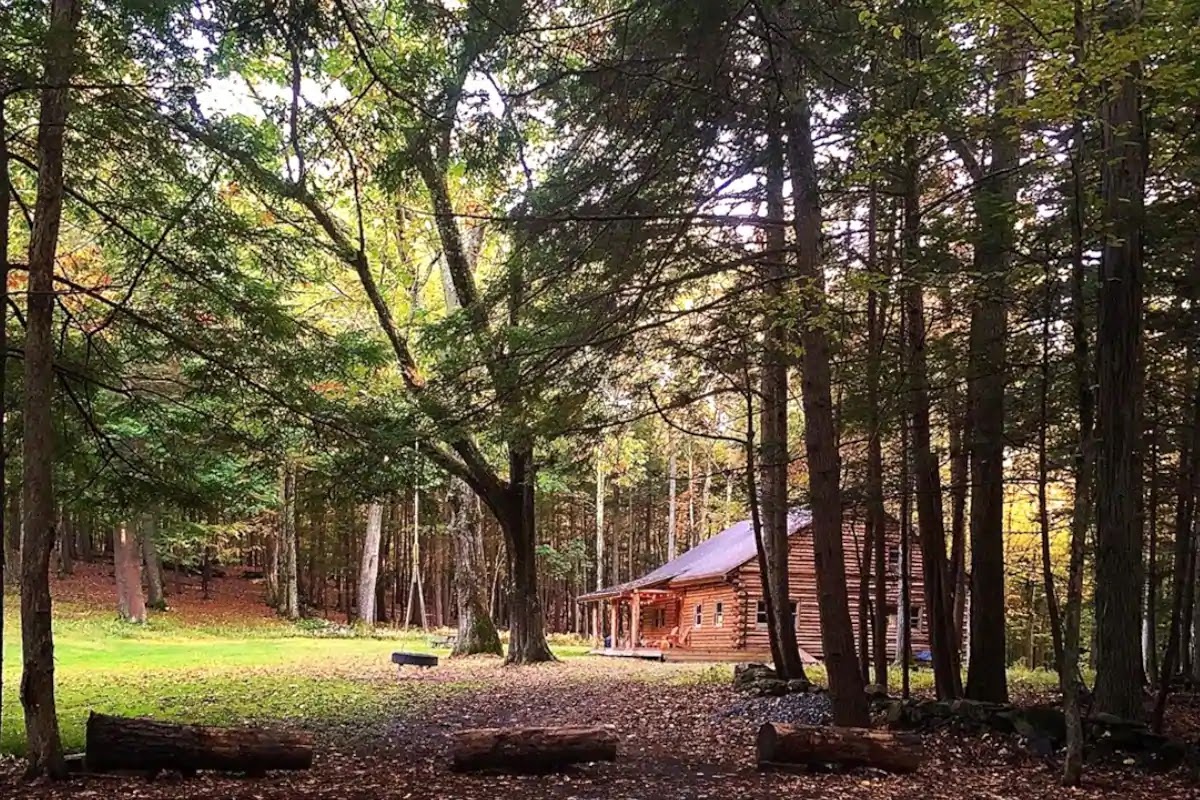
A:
614,516,943,659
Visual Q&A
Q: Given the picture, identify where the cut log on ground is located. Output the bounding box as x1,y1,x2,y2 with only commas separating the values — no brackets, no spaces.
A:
756,722,922,774
451,726,619,772
86,712,314,775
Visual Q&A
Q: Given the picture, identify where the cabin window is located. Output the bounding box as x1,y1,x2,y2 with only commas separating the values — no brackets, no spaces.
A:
715,601,725,626
754,601,798,629
885,604,922,632
887,545,901,573
694,603,703,627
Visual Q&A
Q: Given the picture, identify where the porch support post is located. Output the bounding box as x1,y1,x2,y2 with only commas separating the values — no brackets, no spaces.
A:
631,591,641,650
609,598,618,651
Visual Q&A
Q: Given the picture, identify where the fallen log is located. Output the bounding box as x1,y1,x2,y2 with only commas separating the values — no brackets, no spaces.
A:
86,712,313,776
756,722,922,774
451,725,619,772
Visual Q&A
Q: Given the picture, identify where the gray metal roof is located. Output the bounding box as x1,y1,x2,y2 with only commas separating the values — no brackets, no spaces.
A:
578,508,813,601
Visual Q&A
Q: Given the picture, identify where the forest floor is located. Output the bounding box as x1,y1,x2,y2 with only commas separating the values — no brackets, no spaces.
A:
1,565,1199,798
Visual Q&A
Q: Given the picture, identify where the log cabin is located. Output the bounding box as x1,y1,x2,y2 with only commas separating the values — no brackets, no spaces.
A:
579,508,959,663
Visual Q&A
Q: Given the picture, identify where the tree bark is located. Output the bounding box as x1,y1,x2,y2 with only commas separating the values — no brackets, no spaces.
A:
898,300,913,700
866,182,889,688
1144,429,1160,681
1150,232,1200,729
279,462,299,620
141,515,167,611
667,433,677,561
902,135,961,702
1093,0,1147,721
264,521,279,608
745,382,786,672
85,713,313,775
1062,2,1092,784
502,448,555,664
114,522,147,623
3,486,18,587
756,723,921,774
449,478,502,656
76,515,93,563
450,726,618,773
966,26,1024,705
758,109,805,681
20,0,81,777
948,384,969,652
778,38,867,725
1038,265,1065,675
404,482,427,628
56,512,73,577
357,502,383,625
595,447,605,594
0,92,9,749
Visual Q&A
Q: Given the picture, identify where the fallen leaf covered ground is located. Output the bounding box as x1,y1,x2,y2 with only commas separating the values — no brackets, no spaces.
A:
3,656,1198,799
2,566,1197,798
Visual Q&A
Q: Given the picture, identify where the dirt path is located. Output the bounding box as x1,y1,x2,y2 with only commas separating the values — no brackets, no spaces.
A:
3,660,1198,798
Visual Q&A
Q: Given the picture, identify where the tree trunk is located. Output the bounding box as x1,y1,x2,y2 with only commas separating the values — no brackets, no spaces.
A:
687,439,696,548
450,726,618,773
965,27,1024,705
756,723,921,774
902,136,961,702
264,522,279,608
4,489,19,587
595,447,605,593
141,515,167,611
20,0,81,777
279,462,299,620
1152,378,1200,730
1093,0,1147,721
898,300,913,699
357,502,383,625
745,384,786,672
1062,2,1092,783
114,522,147,623
3,489,19,587
76,515,93,563
85,713,313,775
405,482,427,628
779,43,867,726
0,93,9,750
666,433,677,561
56,513,73,577
1192,542,1200,682
948,385,969,652
1144,429,1160,681
758,110,805,681
1039,267,1065,675
502,448,555,664
449,478,502,656
866,182,889,689
1150,235,1200,729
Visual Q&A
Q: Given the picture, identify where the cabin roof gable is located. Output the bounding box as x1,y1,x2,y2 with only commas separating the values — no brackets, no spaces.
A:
579,509,813,600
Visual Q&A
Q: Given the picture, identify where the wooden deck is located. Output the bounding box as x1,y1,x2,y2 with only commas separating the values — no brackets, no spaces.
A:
588,647,666,661
588,648,778,664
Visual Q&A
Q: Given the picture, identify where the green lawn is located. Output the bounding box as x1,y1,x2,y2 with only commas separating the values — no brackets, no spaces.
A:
0,592,1063,757
0,597,589,755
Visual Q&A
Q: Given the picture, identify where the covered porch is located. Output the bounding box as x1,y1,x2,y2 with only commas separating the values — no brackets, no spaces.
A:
580,587,683,655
